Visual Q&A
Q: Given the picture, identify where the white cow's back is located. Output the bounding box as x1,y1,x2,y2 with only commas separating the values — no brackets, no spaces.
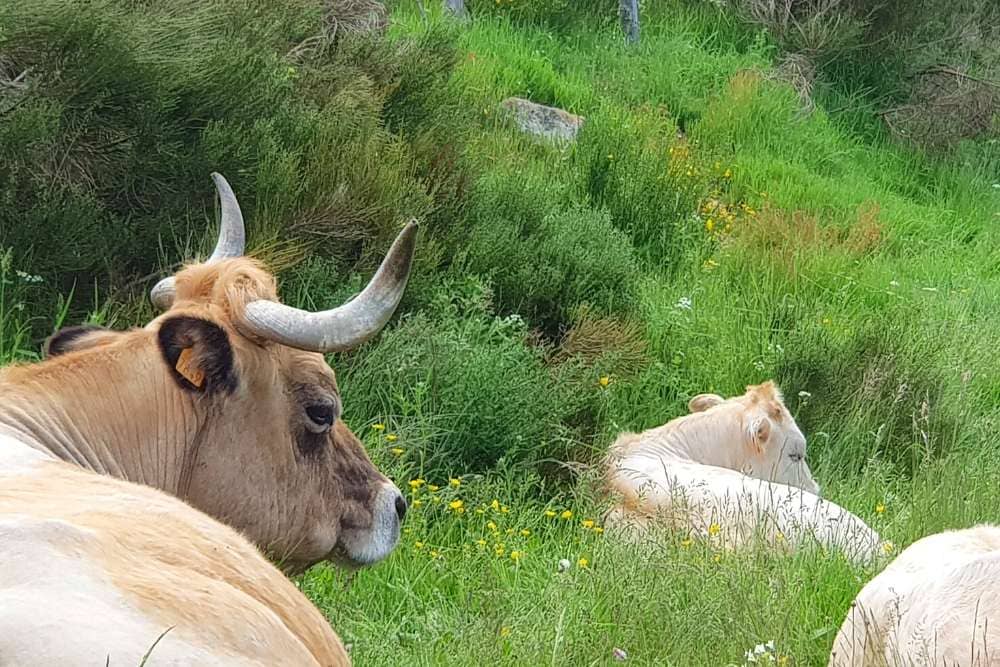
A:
830,525,1000,667
605,448,882,566
0,433,342,666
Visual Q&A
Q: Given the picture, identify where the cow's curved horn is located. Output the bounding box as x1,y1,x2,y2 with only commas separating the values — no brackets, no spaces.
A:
150,172,247,310
241,220,418,353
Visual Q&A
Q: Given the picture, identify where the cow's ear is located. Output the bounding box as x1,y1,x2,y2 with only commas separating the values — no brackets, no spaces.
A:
688,393,725,413
157,315,237,395
44,325,123,358
746,416,771,455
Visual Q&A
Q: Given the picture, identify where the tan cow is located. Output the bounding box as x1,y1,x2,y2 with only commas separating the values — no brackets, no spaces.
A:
830,524,1000,667
602,381,883,565
0,173,417,664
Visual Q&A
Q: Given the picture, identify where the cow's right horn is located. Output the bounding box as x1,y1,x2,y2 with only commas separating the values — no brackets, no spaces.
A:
240,220,418,353
150,172,246,310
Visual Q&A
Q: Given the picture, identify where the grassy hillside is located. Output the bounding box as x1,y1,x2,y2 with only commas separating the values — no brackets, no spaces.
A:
2,0,1000,664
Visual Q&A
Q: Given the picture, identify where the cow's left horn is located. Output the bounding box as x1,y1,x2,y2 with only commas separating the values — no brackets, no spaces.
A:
150,172,247,310
241,220,418,353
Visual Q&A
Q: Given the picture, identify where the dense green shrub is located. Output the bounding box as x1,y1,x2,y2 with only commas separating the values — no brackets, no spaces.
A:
0,0,469,334
454,163,639,333
334,277,601,475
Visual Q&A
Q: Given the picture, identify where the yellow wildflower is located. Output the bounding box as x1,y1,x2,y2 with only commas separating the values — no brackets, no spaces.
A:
385,434,398,442
681,538,693,548
476,539,487,547
372,423,385,431
430,549,440,559
876,503,886,514
428,484,440,492
475,508,485,515
582,519,595,530
494,544,506,557
506,528,515,535
577,557,589,569
560,510,573,520
594,527,604,534
449,499,464,511
545,510,557,518
883,541,895,554
510,550,522,562
390,447,404,456
520,529,531,537
491,499,501,512
449,478,461,488
409,478,425,489
412,499,423,508
499,626,511,638
431,495,441,504
778,656,789,667
598,376,611,388
414,541,424,549
500,505,509,514
705,218,715,232
487,521,498,532
713,553,722,563
775,531,785,542
708,522,721,536
723,168,732,179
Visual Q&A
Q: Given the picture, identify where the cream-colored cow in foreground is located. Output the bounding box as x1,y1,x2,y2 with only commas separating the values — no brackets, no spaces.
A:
602,381,882,565
0,173,418,664
830,524,1000,667
0,435,350,665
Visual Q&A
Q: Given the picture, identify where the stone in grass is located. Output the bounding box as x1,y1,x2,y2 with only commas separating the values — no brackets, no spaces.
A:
500,97,585,143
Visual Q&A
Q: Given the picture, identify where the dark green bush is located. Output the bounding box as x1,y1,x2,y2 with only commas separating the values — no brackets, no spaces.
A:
334,277,601,475
0,0,469,335
454,162,639,334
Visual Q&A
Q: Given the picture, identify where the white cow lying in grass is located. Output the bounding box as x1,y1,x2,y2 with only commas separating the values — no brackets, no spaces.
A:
602,381,882,565
830,524,1000,667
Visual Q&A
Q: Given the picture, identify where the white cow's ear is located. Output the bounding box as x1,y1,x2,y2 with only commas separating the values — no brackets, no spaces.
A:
688,393,725,413
746,416,771,455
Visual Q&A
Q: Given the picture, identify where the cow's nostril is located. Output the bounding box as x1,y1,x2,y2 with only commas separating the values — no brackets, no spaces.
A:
394,494,407,522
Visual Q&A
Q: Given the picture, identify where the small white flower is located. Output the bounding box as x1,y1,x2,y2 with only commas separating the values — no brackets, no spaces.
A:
557,558,571,572
797,390,812,399
675,296,692,310
921,286,938,292
612,647,628,661
889,280,900,287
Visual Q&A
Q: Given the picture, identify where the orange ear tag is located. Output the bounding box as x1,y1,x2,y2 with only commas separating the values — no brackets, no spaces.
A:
176,347,205,388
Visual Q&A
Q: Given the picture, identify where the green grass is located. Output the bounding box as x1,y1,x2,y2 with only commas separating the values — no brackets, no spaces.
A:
4,0,1000,664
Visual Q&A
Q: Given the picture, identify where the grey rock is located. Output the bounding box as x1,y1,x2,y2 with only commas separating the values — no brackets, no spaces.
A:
500,97,585,143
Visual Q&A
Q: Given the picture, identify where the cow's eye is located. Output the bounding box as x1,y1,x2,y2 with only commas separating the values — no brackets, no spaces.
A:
305,403,335,434
789,452,804,463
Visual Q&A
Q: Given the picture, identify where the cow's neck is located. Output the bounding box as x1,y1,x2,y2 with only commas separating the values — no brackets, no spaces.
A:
648,410,747,471
0,340,201,494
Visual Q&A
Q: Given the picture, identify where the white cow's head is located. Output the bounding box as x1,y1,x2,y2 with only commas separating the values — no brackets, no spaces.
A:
689,381,820,495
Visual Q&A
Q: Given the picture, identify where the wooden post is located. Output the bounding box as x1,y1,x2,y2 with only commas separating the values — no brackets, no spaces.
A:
620,0,640,44
444,0,469,22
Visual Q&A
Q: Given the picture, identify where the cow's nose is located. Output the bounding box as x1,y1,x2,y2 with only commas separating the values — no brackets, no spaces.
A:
394,493,407,522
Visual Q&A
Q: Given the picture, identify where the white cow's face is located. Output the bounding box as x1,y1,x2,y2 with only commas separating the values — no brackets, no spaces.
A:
747,403,819,495
690,381,821,495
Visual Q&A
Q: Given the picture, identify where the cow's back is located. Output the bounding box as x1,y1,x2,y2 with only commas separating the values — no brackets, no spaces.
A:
830,525,1000,667
604,450,880,565
0,436,347,667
